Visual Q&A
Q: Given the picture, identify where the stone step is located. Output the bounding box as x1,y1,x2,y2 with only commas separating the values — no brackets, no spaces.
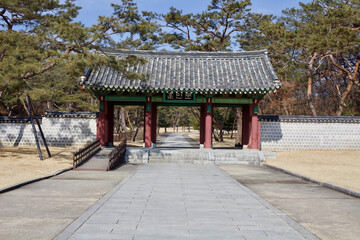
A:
149,159,213,164
126,148,270,165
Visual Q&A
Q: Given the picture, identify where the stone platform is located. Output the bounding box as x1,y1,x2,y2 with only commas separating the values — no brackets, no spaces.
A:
126,148,275,165
126,133,275,165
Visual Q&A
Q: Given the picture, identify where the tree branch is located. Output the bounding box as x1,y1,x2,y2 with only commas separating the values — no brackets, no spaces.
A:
0,8,12,29
165,23,189,36
329,54,352,77
20,62,57,80
0,49,6,62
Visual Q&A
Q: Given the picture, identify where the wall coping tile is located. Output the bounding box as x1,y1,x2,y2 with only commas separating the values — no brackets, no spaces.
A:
259,115,360,123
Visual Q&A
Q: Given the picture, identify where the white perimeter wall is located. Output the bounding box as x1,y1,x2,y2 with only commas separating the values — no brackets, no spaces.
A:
2,115,360,150
261,121,360,151
0,117,97,147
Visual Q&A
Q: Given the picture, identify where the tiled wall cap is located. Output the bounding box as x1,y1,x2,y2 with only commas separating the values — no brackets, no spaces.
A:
0,116,40,123
259,115,360,123
44,111,99,119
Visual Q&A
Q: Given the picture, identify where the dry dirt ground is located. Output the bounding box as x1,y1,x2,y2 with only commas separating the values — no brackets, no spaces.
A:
266,151,360,193
0,146,76,189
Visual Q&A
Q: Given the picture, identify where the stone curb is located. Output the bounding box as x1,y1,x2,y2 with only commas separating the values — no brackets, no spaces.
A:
0,167,73,194
215,165,320,240
54,165,139,240
264,163,360,198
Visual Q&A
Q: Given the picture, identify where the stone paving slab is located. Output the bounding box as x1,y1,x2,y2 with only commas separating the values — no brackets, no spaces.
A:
219,164,360,240
55,164,318,240
0,165,136,240
157,133,198,148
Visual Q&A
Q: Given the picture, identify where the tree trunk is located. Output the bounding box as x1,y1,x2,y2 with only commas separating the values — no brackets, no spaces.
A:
328,54,360,116
132,126,139,142
230,116,236,139
120,107,127,139
283,103,290,116
20,98,30,116
212,128,219,142
232,108,242,145
46,101,51,110
307,53,318,116
125,111,133,131
218,107,230,142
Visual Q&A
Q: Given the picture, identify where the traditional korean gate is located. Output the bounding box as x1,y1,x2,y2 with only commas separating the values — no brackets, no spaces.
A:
82,49,280,150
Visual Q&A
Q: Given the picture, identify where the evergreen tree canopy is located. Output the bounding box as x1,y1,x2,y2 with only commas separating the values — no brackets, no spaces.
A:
0,0,156,115
144,0,257,51
238,0,360,116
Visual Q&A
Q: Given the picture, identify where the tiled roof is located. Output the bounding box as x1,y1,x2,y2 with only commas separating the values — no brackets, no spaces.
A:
83,49,281,94
259,115,360,123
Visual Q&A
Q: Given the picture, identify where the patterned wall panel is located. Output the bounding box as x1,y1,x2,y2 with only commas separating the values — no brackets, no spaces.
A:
260,116,360,151
0,112,98,147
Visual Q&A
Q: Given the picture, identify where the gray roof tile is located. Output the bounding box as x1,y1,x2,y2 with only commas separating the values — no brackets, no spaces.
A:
83,49,281,93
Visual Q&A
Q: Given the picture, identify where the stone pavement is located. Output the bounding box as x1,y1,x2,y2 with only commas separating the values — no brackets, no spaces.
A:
0,164,136,240
220,164,360,240
157,133,198,148
56,164,318,240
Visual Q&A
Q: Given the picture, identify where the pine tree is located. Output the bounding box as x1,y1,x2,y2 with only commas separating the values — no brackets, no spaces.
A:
238,0,360,116
143,0,254,51
0,0,157,115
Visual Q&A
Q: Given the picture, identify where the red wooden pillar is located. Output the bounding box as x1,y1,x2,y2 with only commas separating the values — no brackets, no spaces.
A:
97,97,114,147
199,104,206,148
97,97,106,146
204,98,213,149
242,102,260,150
242,104,251,147
151,103,157,147
144,96,152,148
107,101,114,147
249,103,260,150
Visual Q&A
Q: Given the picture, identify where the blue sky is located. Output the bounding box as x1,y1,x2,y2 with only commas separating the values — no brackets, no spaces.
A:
75,0,313,26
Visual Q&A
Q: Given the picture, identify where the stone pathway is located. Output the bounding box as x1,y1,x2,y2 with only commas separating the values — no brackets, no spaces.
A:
157,133,198,148
56,164,317,240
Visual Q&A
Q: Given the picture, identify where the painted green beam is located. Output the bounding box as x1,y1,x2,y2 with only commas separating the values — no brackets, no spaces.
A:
213,104,243,108
212,98,253,104
195,96,206,103
152,95,163,102
157,103,201,107
113,102,144,106
105,94,253,105
105,95,146,102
